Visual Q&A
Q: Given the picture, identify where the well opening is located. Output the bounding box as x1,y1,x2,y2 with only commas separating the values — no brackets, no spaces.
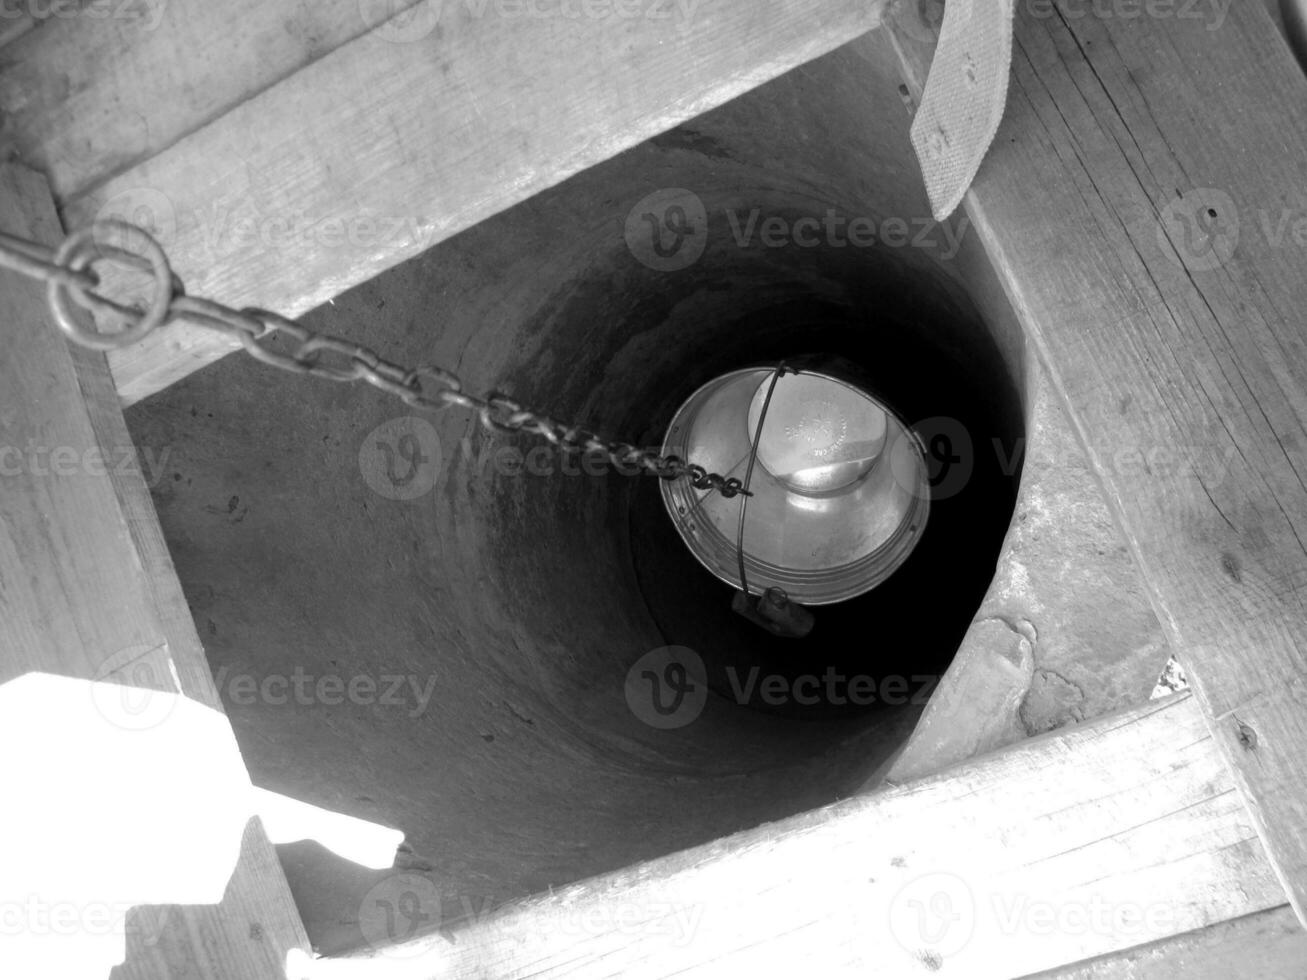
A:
125,36,1025,954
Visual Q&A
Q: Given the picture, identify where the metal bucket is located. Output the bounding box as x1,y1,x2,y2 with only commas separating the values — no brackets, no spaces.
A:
660,359,931,605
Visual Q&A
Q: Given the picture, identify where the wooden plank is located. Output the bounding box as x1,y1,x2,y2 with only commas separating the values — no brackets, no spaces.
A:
0,162,310,977
1029,905,1307,980
887,0,1307,927
112,820,311,980
310,695,1281,978
0,0,421,201
29,0,888,404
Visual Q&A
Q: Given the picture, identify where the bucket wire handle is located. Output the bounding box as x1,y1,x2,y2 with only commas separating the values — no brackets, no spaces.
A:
735,362,792,596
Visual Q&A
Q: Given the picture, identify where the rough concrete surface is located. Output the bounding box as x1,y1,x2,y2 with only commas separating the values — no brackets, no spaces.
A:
123,28,1166,954
885,363,1172,785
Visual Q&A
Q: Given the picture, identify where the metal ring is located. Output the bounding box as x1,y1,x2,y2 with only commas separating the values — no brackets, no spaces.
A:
47,220,172,351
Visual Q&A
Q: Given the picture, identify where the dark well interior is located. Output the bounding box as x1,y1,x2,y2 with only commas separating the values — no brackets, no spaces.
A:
125,34,1026,953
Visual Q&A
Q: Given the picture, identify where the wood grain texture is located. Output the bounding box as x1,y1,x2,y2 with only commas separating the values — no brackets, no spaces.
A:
0,0,423,201
888,0,1307,927
1029,904,1307,980
34,0,887,404
311,695,1281,979
0,167,169,687
893,0,1307,930
0,163,310,978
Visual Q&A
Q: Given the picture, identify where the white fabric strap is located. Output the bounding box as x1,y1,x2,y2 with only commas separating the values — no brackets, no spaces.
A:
910,0,1017,220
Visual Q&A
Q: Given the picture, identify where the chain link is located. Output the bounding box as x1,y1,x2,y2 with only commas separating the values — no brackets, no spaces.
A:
0,219,749,498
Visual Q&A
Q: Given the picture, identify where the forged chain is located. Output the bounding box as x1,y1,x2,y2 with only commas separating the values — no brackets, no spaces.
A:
0,220,750,498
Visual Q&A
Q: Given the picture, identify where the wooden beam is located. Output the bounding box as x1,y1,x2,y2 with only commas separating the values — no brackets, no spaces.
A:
13,0,887,404
888,0,1307,926
0,163,310,977
307,695,1281,978
1033,905,1307,980
0,0,422,202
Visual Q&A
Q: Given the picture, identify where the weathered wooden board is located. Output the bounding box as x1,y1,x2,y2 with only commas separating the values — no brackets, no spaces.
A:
888,0,1307,927
11,0,888,404
311,695,1280,978
0,163,310,978
0,0,422,201
1030,904,1307,980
